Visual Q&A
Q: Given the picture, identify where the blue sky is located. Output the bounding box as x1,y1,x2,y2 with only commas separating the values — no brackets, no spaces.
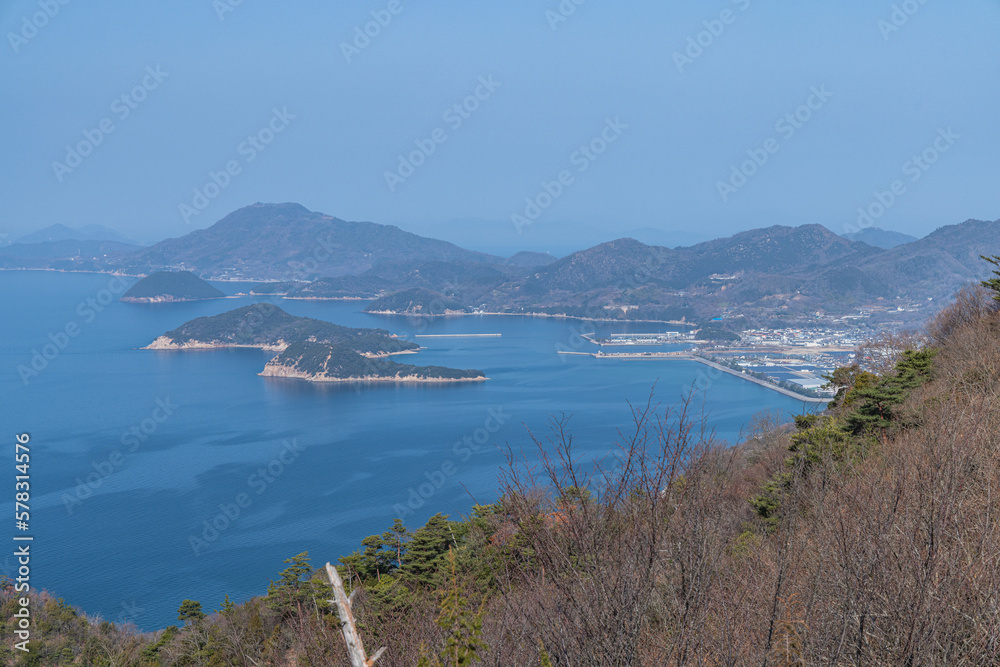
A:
2,1,998,253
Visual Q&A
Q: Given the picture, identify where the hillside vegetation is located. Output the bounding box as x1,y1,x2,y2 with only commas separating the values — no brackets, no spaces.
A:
120,271,225,302
5,278,1000,665
263,341,485,382
153,304,418,356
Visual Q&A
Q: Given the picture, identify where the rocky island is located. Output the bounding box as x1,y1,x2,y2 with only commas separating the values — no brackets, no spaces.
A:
120,270,226,303
145,304,485,383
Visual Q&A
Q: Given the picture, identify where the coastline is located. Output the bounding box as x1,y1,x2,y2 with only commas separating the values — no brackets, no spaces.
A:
141,336,418,357
259,366,487,383
365,309,694,326
120,295,231,304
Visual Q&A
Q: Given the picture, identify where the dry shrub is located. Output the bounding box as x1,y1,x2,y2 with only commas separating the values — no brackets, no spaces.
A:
927,283,999,346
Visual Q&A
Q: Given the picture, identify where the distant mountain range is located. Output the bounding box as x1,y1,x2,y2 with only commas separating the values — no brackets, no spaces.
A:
5,203,997,328
14,223,140,246
842,227,918,249
117,203,500,280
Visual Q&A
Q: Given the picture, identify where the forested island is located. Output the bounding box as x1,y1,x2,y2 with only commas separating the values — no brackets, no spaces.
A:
261,341,485,383
144,304,417,355
143,304,484,383
120,271,226,303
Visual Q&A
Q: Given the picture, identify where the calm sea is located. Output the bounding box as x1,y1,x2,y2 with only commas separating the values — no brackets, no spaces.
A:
0,271,818,630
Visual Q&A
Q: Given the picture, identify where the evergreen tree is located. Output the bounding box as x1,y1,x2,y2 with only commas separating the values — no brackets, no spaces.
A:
417,549,487,667
404,514,461,587
981,254,1000,301
341,518,413,584
266,551,332,617
177,599,205,624
846,349,937,436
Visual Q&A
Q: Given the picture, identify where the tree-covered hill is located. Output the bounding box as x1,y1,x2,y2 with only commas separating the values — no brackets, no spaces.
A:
149,304,418,356
120,271,225,302
262,341,485,382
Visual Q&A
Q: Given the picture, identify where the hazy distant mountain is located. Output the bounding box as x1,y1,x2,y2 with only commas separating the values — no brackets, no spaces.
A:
682,224,868,277
470,220,999,324
518,238,678,293
0,239,138,261
0,238,139,272
842,227,918,249
505,251,558,268
402,218,711,256
6,201,997,327
118,203,501,280
15,223,139,246
824,219,1000,302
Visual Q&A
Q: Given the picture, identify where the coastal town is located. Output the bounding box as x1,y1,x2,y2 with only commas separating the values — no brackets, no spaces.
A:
568,326,865,401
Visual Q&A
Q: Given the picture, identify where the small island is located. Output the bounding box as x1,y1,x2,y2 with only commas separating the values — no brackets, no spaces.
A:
145,304,485,384
121,271,226,303
261,341,486,383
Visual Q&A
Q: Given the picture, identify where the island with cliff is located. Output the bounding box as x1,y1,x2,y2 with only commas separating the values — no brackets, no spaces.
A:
261,341,485,383
144,304,485,383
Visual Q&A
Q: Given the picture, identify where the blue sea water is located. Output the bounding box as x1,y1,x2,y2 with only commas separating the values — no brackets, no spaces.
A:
0,271,819,630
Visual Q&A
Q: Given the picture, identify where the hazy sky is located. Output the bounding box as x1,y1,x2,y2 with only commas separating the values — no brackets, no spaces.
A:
3,1,998,252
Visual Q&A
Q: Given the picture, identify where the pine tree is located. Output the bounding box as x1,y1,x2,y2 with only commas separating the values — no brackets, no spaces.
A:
266,551,332,617
417,549,487,667
177,599,205,624
404,514,461,588
981,254,1000,301
846,348,936,436
341,519,413,585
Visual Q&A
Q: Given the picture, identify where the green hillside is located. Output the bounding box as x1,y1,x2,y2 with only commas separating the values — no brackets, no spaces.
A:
120,271,225,302
155,304,418,355
265,341,485,381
